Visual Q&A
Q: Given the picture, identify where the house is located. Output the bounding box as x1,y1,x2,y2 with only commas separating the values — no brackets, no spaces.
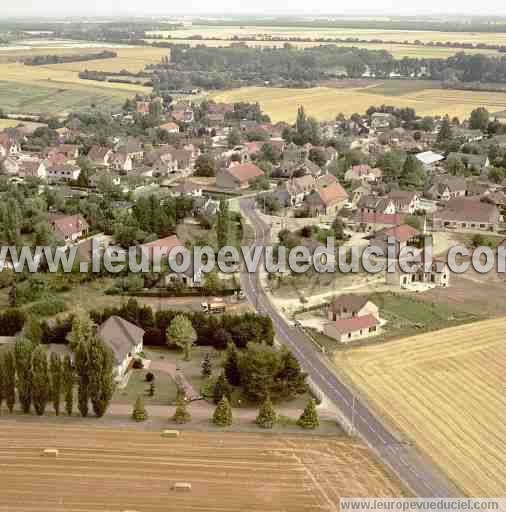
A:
46,144,79,161
276,159,321,178
327,294,379,321
304,181,349,216
98,316,144,382
117,137,144,162
369,224,420,255
387,191,420,214
136,100,151,115
345,164,382,184
173,181,203,198
355,210,406,232
166,149,193,172
323,295,381,343
47,163,80,182
139,234,184,262
425,176,466,201
159,122,180,134
18,159,47,179
415,151,444,171
48,213,89,242
110,152,133,173
351,183,372,205
152,154,178,175
447,152,490,173
323,315,380,343
216,163,264,190
0,133,22,156
386,252,450,289
358,195,396,215
89,171,121,188
87,145,113,167
370,112,392,130
275,175,315,207
430,197,500,232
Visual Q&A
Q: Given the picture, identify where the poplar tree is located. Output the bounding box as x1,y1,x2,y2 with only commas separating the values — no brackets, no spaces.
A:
132,396,147,422
213,371,232,405
224,343,241,386
75,341,90,417
88,335,115,418
32,345,50,416
256,396,277,429
172,398,191,424
14,337,34,414
63,354,74,416
4,351,16,413
297,399,319,430
49,352,63,416
0,354,5,413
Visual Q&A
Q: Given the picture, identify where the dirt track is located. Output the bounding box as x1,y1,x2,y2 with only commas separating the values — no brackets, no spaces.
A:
0,422,404,511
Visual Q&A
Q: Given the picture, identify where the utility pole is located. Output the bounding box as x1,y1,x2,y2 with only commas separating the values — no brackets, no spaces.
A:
351,395,357,436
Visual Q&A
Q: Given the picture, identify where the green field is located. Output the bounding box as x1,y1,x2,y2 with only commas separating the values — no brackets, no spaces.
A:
211,82,506,122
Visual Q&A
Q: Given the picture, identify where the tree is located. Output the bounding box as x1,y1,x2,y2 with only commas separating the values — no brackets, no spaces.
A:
167,315,197,361
149,381,155,397
88,335,115,418
32,345,50,416
308,147,327,168
24,317,42,345
297,399,319,429
216,199,230,249
201,353,212,379
194,154,217,177
469,107,489,131
172,398,191,424
14,337,34,414
212,396,232,427
399,154,425,190
4,351,16,413
256,396,277,429
63,354,74,416
213,371,232,404
437,116,453,144
0,354,4,413
132,396,148,421
332,217,345,240
49,352,63,416
75,340,90,417
227,128,241,148
224,343,241,386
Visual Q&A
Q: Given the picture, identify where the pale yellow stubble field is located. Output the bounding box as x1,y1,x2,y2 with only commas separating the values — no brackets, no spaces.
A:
334,317,506,496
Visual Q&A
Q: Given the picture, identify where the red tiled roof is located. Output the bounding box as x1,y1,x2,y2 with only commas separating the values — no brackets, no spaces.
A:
140,235,183,256
226,163,264,183
326,314,379,335
434,198,500,224
49,213,89,239
329,294,369,314
357,211,405,226
316,182,348,206
379,224,420,243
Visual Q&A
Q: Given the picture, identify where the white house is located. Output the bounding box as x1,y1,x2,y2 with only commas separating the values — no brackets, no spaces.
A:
98,316,145,382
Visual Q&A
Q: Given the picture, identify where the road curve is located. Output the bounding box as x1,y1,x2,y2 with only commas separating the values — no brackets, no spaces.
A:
239,197,461,498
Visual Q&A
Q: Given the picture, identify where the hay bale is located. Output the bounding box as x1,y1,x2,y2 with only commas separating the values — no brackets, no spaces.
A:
43,448,59,457
161,430,180,438
172,482,192,492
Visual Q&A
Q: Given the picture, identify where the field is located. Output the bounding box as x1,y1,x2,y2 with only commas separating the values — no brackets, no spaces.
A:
211,83,506,122
0,423,405,511
0,46,167,114
334,317,506,497
149,24,506,46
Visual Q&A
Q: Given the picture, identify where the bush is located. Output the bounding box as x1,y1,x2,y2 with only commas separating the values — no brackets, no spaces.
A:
145,372,155,382
172,399,191,424
212,396,232,427
30,297,67,317
297,399,319,429
132,358,143,369
132,396,148,422
256,396,277,429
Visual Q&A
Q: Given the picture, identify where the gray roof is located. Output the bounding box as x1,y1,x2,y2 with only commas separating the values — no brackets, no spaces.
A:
98,316,145,365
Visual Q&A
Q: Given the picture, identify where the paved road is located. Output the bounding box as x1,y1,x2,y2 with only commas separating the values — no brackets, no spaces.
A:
239,197,461,498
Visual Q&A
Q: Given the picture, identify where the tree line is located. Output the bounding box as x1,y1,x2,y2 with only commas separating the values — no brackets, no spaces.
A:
23,51,117,66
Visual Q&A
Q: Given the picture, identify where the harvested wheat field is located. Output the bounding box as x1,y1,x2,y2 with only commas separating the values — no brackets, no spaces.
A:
0,422,404,512
212,84,506,122
334,317,506,497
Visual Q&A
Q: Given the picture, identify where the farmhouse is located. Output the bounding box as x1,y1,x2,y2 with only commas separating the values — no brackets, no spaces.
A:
0,133,21,156
98,316,144,382
430,197,500,232
48,213,89,242
47,144,79,161
370,112,392,130
110,152,133,173
216,163,264,189
305,181,348,216
275,175,315,207
387,191,420,214
117,137,144,162
426,175,466,201
369,224,420,254
386,253,450,289
87,145,113,167
447,152,490,173
324,295,381,343
47,163,80,182
355,211,406,232
18,159,47,179
173,181,203,198
345,164,382,183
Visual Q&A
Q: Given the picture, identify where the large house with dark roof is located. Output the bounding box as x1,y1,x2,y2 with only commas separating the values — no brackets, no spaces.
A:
98,316,145,381
305,180,349,216
430,197,500,232
48,213,89,243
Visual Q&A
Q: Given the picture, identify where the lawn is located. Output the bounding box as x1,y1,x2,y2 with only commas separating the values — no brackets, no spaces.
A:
112,368,178,406
333,316,506,496
211,83,506,122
